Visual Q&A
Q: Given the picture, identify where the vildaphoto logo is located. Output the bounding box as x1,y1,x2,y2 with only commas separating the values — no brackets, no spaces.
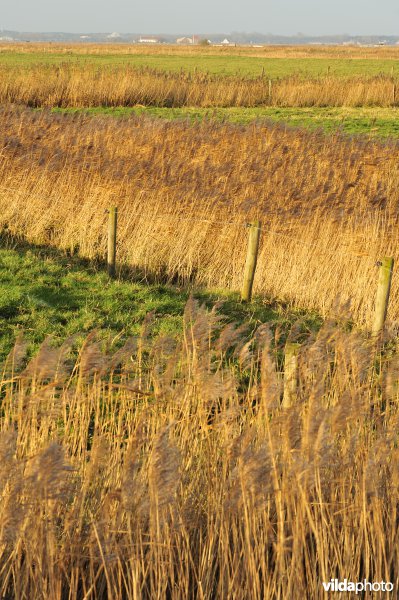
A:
322,579,394,594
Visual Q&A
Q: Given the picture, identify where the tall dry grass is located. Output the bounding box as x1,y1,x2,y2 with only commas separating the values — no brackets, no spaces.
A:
1,299,399,598
3,41,399,60
1,64,399,107
1,108,399,328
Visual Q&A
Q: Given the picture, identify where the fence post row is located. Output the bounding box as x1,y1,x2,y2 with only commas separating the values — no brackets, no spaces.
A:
372,256,394,337
241,220,261,303
107,207,118,278
104,210,395,341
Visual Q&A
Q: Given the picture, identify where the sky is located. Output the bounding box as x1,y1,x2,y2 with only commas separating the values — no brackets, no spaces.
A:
2,0,399,36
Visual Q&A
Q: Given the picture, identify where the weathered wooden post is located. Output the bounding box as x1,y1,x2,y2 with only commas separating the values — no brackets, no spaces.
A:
107,207,118,278
282,342,301,408
268,79,272,104
241,220,261,303
372,257,394,337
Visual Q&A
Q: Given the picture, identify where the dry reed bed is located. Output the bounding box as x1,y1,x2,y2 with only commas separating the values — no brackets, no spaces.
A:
1,300,399,598
1,108,399,327
3,42,399,60
1,64,399,107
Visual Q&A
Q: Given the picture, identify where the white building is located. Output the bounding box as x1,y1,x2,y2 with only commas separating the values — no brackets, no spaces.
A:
139,36,160,44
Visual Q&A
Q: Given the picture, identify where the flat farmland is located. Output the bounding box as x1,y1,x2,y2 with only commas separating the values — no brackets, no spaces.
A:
2,44,399,121
2,43,399,77
2,44,399,599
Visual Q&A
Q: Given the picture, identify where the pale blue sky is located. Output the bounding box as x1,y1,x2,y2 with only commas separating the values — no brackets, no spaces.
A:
2,0,399,35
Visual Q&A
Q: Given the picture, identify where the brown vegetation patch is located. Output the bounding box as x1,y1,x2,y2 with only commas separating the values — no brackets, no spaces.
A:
1,108,399,326
0,302,398,597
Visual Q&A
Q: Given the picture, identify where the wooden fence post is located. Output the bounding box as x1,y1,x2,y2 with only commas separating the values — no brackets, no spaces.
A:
372,257,394,337
241,220,261,303
268,79,272,104
107,207,118,278
282,342,301,408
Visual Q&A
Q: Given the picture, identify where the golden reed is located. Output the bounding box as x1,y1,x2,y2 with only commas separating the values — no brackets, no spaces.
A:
1,108,399,327
0,300,398,598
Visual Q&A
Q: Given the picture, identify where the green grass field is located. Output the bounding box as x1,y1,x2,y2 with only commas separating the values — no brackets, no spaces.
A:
52,106,399,138
1,50,399,78
0,237,320,362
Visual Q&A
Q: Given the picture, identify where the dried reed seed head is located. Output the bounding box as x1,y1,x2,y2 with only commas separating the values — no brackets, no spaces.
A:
139,310,157,346
364,440,392,499
148,426,181,510
183,297,218,354
79,339,108,376
121,423,149,513
0,430,18,490
25,442,74,502
212,405,241,430
86,437,111,480
22,336,72,383
150,335,180,389
215,322,248,353
256,326,281,410
150,334,178,359
225,430,273,511
288,453,317,491
194,368,237,409
281,408,302,452
237,339,254,370
3,333,28,376
108,336,138,371
0,486,25,545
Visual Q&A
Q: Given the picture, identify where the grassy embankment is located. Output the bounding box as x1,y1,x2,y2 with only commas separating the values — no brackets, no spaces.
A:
0,237,318,362
54,105,399,138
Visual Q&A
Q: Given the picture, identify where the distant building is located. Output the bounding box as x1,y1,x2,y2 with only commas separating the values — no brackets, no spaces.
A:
212,38,237,47
176,35,200,45
176,37,193,45
139,36,160,44
107,32,121,39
